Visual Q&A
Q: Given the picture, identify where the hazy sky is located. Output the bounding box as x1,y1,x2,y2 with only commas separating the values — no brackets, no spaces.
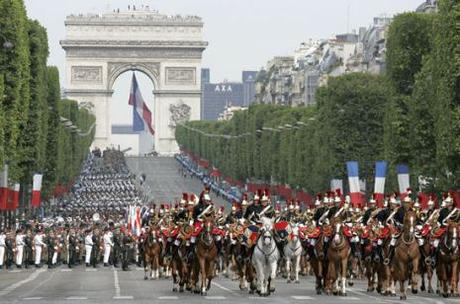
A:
23,0,421,125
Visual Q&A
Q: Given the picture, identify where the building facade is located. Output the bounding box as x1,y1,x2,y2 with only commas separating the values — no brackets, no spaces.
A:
201,70,256,120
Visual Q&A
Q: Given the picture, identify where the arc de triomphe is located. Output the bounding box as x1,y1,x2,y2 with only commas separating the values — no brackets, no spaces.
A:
61,8,207,155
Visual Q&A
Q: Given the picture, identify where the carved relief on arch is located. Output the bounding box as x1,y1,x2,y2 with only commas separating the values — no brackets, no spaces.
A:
107,62,160,89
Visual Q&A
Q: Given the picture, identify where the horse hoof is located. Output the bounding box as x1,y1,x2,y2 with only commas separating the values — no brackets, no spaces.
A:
316,290,322,295
333,291,338,296
249,290,254,295
179,287,184,293
201,292,207,296
442,293,448,298
400,295,407,300
270,287,275,293
452,293,459,297
287,280,291,284
348,281,354,287
420,285,425,292
391,292,396,297
436,290,440,294
144,276,148,280
295,280,300,284
412,289,418,294
172,287,177,292
342,292,347,297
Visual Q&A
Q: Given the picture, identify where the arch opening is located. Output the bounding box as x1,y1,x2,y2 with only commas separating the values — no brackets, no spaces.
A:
110,69,155,156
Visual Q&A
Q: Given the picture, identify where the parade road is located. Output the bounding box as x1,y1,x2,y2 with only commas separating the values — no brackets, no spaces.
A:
0,265,456,304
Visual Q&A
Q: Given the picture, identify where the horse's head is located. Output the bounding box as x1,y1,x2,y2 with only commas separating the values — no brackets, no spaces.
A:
200,219,214,246
445,222,458,250
290,225,299,243
404,210,416,236
259,221,274,246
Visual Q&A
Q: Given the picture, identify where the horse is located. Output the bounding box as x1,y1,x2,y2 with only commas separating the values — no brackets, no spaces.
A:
252,217,280,296
376,230,396,296
308,227,328,295
419,230,435,294
171,238,191,292
436,222,459,298
283,224,302,284
391,210,421,300
143,228,162,280
325,218,350,296
193,217,218,296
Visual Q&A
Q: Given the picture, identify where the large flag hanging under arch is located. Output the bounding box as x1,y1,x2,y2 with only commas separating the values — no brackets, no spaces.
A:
129,73,155,135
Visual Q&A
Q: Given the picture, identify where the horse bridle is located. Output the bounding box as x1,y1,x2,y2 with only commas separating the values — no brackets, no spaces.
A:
256,229,277,262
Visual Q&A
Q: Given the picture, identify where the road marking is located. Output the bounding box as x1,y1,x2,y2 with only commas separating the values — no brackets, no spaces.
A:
9,269,22,273
114,269,121,297
23,297,43,300
85,268,97,272
211,281,238,295
66,297,87,300
0,268,45,296
158,296,179,300
114,295,134,300
205,296,226,300
292,296,314,300
339,297,360,300
60,269,72,272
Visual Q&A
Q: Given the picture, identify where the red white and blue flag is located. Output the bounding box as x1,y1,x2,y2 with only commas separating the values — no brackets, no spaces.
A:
397,164,410,198
347,161,363,208
129,73,154,135
374,161,388,207
31,173,43,208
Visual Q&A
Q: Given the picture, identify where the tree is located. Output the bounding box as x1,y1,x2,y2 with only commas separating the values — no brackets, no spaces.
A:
0,0,31,181
386,12,434,95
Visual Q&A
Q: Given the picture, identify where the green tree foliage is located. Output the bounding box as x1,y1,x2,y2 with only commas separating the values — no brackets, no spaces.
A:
177,74,390,193
18,20,49,191
386,12,435,95
431,0,460,189
0,0,31,181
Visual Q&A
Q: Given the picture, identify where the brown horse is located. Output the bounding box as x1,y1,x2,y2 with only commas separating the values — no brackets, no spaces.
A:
419,232,435,294
309,228,327,295
193,218,218,295
377,233,395,296
436,222,459,298
143,228,162,280
325,219,350,296
171,238,191,292
391,210,421,300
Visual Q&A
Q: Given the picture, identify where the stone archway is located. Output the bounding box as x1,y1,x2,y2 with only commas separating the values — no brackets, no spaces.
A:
61,8,207,155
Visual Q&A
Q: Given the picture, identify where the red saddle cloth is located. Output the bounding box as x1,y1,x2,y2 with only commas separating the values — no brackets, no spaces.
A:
378,226,390,239
342,226,352,237
192,222,203,237
421,224,432,237
212,227,225,237
432,227,446,238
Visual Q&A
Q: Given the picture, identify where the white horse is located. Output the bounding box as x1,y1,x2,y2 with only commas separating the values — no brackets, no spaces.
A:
284,225,302,284
252,217,280,296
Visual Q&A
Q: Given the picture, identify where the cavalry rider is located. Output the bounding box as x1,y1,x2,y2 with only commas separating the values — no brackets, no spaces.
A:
225,201,243,224
240,193,249,219
193,188,214,221
430,192,458,265
313,193,326,227
386,191,414,264
244,190,261,222
257,190,275,220
362,194,377,226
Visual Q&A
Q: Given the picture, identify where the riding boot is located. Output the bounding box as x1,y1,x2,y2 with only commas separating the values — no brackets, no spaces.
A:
307,245,315,260
350,241,356,258
323,241,329,258
430,246,438,267
276,241,284,257
385,245,394,265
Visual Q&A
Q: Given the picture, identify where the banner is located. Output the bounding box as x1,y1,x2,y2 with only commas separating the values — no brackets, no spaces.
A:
0,164,8,210
31,174,43,208
374,161,388,207
346,161,363,208
129,73,155,135
397,164,410,198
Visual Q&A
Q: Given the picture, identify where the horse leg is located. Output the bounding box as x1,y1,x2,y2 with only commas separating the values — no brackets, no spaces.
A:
286,257,291,283
411,258,419,294
399,280,406,300
295,255,300,283
199,259,207,295
270,261,277,293
427,266,434,293
341,257,348,296
144,257,149,280
207,259,215,291
451,261,459,297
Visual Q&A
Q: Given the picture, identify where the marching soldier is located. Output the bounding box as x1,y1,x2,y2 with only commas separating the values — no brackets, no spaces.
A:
91,229,100,268
34,229,46,268
112,227,122,268
103,227,113,267
84,229,93,267
121,230,134,271
46,231,56,269
15,228,25,268
0,229,5,270
67,229,77,268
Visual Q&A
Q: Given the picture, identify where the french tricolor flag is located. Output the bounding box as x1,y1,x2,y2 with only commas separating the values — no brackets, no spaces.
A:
347,161,363,208
374,161,387,207
397,164,410,198
31,174,43,208
129,73,155,135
